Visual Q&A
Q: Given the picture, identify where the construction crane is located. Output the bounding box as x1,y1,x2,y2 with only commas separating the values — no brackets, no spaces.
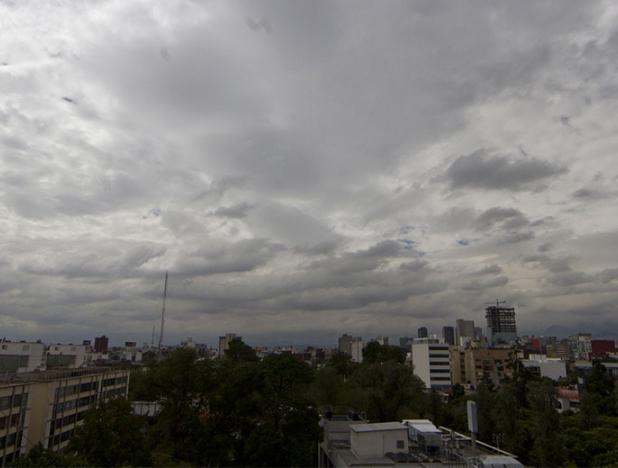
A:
486,299,507,308
157,271,168,361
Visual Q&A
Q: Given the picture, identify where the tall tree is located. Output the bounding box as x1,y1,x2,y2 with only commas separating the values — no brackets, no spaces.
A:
68,399,151,467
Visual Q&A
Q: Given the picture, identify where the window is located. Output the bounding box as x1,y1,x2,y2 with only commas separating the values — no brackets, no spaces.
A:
22,345,29,351
396,440,404,449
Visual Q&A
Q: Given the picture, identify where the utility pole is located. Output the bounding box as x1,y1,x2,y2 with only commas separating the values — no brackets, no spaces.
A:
157,271,168,361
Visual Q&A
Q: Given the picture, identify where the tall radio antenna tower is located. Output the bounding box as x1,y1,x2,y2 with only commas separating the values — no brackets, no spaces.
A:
157,271,168,360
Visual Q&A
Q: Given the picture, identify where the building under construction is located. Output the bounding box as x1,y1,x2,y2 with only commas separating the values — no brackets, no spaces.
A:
485,305,517,346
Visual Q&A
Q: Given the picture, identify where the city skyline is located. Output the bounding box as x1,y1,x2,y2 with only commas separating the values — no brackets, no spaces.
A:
2,1,618,344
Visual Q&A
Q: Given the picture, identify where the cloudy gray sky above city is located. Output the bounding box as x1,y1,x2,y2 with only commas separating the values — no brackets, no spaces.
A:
2,0,618,345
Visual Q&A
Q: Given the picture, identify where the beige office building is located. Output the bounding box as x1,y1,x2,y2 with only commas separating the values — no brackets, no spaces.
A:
0,367,129,466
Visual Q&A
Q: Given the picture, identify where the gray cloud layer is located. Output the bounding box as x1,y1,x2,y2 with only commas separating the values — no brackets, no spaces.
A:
1,0,618,345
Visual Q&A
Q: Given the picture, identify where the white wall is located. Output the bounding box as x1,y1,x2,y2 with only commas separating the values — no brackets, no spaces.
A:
47,344,88,368
412,343,431,388
351,429,409,458
0,342,46,372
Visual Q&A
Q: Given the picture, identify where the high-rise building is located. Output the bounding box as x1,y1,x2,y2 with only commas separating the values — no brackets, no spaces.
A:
399,337,414,349
218,333,240,358
94,336,109,354
442,326,455,346
375,336,389,346
485,306,517,346
411,341,451,389
417,327,428,339
349,338,364,363
455,319,475,346
338,334,364,363
338,334,354,355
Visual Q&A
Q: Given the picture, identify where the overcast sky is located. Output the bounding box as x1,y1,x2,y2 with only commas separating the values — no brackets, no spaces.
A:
2,0,618,346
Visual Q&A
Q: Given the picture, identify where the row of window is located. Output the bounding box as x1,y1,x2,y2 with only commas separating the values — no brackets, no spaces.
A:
0,393,26,411
53,394,97,415
0,413,21,430
0,430,23,450
50,411,86,434
48,428,75,448
429,361,450,366
102,376,128,387
0,449,20,466
55,381,99,399
101,388,126,400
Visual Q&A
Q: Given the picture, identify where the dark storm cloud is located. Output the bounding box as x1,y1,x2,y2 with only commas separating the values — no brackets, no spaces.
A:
171,239,285,276
443,149,567,191
0,0,616,343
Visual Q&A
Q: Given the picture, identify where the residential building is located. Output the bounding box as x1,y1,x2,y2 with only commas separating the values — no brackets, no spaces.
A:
46,344,89,369
568,333,592,360
218,333,240,358
450,348,467,385
521,357,567,380
0,341,46,373
442,326,455,346
411,341,451,389
456,319,475,346
591,339,615,359
463,348,515,387
338,334,354,354
485,306,517,346
546,341,571,360
417,327,428,339
338,335,364,363
93,336,108,354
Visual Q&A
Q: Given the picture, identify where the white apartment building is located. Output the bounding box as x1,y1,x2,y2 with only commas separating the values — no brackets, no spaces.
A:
46,344,89,369
0,341,46,373
411,342,451,389
521,356,567,381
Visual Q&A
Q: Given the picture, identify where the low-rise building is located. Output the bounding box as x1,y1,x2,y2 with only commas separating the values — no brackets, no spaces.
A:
521,357,566,381
0,382,30,465
318,415,523,467
0,367,130,461
46,344,89,369
0,341,46,373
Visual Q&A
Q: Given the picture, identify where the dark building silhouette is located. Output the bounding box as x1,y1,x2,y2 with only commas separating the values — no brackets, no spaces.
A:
442,326,455,346
94,335,109,354
417,327,428,339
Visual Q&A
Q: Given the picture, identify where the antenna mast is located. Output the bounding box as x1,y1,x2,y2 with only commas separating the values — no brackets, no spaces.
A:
157,271,168,360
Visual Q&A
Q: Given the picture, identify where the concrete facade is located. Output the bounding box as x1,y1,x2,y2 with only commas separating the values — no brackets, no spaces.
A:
0,342,46,374
411,342,451,389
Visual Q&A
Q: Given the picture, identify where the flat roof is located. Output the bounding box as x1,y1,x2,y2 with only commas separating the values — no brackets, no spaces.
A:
351,422,406,432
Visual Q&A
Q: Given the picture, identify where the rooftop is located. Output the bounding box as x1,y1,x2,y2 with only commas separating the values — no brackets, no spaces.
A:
0,366,127,384
351,422,406,433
